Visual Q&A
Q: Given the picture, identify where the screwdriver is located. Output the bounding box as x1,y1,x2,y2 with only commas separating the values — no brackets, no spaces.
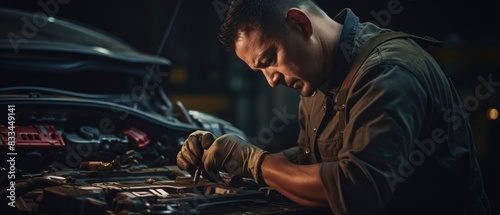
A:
192,132,217,184
193,167,201,184
193,135,203,184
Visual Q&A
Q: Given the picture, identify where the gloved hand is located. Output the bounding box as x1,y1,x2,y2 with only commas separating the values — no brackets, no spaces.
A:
177,131,269,183
176,130,215,175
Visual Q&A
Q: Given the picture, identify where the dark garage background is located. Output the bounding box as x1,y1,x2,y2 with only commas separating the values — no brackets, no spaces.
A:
1,0,498,212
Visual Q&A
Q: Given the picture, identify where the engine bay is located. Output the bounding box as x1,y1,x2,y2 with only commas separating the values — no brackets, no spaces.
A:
0,110,314,214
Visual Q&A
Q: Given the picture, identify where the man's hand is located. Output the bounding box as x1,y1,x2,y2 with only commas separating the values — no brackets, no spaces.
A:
177,130,215,176
202,134,269,183
177,131,269,183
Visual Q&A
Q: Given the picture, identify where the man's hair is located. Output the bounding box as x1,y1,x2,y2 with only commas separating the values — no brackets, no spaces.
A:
218,0,323,51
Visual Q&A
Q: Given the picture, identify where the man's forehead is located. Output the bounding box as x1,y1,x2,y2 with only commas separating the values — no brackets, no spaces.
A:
235,27,264,51
235,25,279,49
234,28,270,69
234,31,256,65
236,25,262,40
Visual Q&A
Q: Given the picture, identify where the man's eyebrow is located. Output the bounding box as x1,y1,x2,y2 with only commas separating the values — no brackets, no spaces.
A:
253,46,274,69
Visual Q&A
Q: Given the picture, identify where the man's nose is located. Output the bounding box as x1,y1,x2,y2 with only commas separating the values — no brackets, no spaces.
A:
262,70,283,88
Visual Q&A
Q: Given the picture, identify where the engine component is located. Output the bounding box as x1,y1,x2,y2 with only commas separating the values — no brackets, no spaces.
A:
0,124,65,174
39,185,107,215
123,127,150,148
79,126,101,140
0,124,65,147
63,126,129,162
79,160,115,171
79,154,141,171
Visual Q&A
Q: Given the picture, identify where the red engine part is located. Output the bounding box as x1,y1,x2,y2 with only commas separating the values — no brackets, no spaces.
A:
0,124,65,148
123,127,150,148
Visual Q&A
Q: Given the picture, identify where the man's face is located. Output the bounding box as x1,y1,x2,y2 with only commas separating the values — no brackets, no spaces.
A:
234,25,325,97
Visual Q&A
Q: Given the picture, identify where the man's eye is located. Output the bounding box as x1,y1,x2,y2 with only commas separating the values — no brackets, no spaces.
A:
265,56,274,65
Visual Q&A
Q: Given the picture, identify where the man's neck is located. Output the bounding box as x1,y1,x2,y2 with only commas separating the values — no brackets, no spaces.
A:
316,17,343,80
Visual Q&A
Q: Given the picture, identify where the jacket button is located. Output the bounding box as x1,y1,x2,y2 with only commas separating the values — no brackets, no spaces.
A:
313,127,317,132
305,147,311,154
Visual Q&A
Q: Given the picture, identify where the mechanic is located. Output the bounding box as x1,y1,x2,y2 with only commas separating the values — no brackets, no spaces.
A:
177,0,491,214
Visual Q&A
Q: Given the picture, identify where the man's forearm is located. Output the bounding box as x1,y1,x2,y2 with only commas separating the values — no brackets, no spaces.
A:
260,154,329,208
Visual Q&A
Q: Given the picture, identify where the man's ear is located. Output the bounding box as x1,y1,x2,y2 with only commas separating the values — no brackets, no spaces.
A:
286,8,313,37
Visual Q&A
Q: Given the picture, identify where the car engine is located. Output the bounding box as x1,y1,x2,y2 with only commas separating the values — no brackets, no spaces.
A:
0,113,314,214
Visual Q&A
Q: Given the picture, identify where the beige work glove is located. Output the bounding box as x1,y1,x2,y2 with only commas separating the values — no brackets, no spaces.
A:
177,130,269,183
176,130,215,176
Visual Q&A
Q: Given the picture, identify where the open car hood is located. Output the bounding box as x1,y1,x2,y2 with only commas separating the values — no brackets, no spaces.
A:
0,6,170,66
